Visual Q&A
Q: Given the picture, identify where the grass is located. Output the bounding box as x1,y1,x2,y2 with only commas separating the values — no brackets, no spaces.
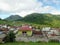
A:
0,42,60,45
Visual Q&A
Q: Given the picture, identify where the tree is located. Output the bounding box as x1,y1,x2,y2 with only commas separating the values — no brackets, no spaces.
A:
3,31,16,42
0,18,2,20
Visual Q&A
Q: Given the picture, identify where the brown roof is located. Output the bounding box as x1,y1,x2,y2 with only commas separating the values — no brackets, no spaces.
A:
0,28,9,31
19,26,32,31
33,30,43,35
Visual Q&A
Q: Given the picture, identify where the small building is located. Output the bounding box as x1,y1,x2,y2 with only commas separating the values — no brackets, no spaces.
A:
0,33,6,43
48,29,59,38
17,25,32,36
42,27,60,38
42,27,51,38
0,27,9,43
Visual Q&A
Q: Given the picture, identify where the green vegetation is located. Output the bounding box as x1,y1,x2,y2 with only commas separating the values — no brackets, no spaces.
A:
3,31,16,43
22,13,60,27
1,13,60,28
22,13,53,24
5,15,22,21
0,42,60,45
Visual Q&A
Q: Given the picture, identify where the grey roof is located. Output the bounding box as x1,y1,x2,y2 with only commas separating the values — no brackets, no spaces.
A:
0,34,6,38
0,32,3,34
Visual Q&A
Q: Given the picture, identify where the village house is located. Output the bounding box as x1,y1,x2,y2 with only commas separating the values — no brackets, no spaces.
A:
0,27,9,43
42,27,51,38
17,24,33,36
48,29,59,37
0,33,6,43
32,27,43,37
42,27,60,39
9,26,18,34
0,24,8,28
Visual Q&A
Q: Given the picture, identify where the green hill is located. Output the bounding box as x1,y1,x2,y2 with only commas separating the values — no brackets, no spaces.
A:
5,15,22,21
22,13,54,24
3,13,60,27
21,13,60,27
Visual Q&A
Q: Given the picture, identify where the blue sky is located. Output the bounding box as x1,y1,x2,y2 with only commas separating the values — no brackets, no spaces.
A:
0,0,60,19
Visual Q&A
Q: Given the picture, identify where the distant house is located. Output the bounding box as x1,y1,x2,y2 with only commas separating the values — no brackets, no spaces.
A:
0,28,7,43
9,26,17,31
0,24,8,28
42,27,51,38
42,27,60,38
48,29,60,38
0,28,9,34
42,27,51,32
32,28,43,36
7,26,18,34
32,30,43,37
17,25,32,36
0,33,6,43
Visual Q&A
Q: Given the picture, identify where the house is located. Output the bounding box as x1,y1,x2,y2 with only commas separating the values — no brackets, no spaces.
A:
17,25,32,36
0,24,8,28
0,28,9,34
32,30,43,38
42,27,51,32
42,27,60,38
0,29,6,43
0,33,6,43
9,26,17,30
42,27,51,38
47,29,60,38
32,27,43,37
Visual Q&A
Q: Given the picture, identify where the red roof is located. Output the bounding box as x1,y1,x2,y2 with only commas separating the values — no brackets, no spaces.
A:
19,26,32,31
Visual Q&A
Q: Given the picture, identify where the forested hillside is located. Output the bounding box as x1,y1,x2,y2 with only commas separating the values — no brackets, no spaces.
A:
2,13,60,27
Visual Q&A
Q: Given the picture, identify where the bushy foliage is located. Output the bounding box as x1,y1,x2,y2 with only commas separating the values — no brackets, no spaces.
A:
49,39,59,43
3,31,16,43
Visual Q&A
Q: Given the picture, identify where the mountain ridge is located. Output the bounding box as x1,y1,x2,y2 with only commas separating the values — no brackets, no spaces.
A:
5,15,22,21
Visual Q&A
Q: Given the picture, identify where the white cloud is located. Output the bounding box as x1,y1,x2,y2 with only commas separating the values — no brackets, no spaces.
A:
0,0,60,17
0,0,43,12
0,0,43,16
11,11,35,17
0,1,11,11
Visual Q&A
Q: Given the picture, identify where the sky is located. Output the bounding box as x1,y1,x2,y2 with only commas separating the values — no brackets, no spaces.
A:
0,0,60,19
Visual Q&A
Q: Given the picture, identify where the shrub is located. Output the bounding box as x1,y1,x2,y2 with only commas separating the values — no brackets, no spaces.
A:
49,39,59,43
3,31,16,42
36,41,42,43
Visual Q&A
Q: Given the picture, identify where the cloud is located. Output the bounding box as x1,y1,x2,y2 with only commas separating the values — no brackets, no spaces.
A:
0,1,11,11
0,0,60,18
0,0,43,16
0,0,43,12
